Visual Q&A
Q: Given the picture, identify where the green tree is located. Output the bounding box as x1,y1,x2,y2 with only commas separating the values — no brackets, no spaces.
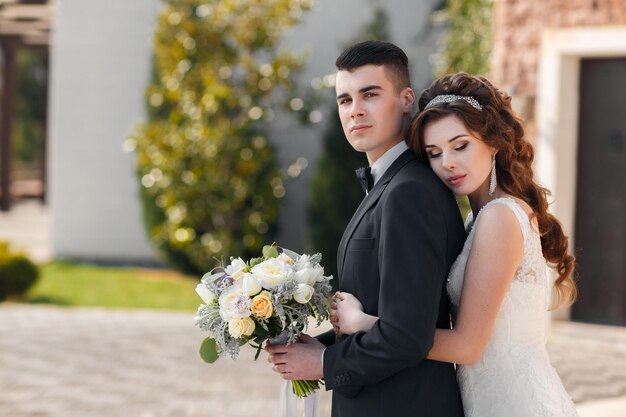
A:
131,0,313,274
436,0,493,77
308,7,389,284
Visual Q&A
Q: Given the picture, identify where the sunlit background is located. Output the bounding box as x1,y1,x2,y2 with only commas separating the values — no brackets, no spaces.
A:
1,0,625,416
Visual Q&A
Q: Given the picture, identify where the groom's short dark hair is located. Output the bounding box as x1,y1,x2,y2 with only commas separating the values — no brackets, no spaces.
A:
335,40,411,92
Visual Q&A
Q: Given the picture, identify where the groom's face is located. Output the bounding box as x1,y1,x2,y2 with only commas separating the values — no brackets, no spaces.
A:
335,65,414,164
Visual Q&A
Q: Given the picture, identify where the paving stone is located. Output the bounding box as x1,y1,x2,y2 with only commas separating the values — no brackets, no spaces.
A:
2,304,626,416
0,304,332,417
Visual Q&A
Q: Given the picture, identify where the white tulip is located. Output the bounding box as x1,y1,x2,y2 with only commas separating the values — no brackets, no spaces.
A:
225,257,247,279
293,265,323,286
294,254,312,271
195,283,216,304
293,283,314,304
242,273,262,296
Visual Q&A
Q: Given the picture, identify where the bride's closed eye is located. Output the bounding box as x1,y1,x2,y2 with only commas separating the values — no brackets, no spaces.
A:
454,142,469,151
428,142,469,158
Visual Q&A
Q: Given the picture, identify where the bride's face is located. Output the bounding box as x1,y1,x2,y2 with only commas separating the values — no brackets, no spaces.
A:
422,114,495,197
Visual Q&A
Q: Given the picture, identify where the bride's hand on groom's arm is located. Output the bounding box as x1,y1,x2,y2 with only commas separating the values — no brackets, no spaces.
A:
330,292,378,336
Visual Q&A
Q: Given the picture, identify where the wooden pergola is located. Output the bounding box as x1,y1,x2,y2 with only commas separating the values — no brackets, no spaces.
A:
0,0,52,211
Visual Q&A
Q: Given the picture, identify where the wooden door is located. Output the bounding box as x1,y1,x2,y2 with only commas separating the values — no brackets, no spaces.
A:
572,58,626,326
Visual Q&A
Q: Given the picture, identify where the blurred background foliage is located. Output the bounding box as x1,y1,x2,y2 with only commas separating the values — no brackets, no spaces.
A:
308,0,495,276
6,0,496,309
131,0,315,275
0,242,39,302
435,0,493,77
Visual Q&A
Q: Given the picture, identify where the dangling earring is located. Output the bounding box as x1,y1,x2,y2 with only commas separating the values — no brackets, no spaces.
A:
489,154,497,196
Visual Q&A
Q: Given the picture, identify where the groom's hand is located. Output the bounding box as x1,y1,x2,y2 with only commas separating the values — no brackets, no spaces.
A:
265,334,324,380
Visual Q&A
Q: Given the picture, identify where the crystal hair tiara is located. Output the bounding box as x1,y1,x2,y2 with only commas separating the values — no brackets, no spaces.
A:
424,94,483,111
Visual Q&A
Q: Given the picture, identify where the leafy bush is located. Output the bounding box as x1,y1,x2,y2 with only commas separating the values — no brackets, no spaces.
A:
435,0,493,77
0,242,40,301
130,0,313,274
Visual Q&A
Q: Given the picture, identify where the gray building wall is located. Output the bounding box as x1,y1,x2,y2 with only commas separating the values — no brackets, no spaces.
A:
48,0,442,262
48,0,160,262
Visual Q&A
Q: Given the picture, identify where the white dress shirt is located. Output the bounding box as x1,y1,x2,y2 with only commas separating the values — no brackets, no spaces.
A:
369,140,409,188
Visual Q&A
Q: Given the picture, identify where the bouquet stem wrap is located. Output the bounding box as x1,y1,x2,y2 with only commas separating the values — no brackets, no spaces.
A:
278,379,319,417
269,331,324,398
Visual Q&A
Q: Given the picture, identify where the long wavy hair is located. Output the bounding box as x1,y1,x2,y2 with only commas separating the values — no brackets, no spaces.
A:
409,72,577,309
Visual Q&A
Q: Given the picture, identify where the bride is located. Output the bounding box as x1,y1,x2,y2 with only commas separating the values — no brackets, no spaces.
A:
330,73,579,417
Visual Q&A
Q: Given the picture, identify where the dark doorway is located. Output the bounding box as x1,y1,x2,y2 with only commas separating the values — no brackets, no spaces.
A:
572,57,626,326
0,1,52,210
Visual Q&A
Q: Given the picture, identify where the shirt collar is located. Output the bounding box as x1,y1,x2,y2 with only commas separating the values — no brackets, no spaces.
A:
370,141,409,186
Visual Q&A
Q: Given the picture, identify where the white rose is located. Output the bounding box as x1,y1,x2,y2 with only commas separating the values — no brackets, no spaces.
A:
293,265,324,286
293,283,314,304
219,285,251,320
225,257,247,281
195,283,216,304
251,258,293,289
228,317,255,338
242,273,262,296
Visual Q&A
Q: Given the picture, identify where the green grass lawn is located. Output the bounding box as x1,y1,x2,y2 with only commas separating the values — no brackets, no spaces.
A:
26,261,201,310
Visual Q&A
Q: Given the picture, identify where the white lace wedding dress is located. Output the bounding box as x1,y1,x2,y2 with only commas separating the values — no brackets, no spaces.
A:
447,197,579,417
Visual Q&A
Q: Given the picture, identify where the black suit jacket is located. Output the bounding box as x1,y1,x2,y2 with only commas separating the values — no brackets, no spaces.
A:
318,149,466,417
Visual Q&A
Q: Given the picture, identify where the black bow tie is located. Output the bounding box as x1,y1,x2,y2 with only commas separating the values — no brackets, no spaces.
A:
355,166,374,194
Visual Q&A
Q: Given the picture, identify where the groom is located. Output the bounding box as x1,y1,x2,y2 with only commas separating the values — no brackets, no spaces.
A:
267,41,465,417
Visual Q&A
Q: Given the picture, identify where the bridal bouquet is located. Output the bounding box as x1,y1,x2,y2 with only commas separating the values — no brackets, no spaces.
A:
194,244,333,397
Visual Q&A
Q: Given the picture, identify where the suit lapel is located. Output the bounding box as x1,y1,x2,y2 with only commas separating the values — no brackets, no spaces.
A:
337,149,417,280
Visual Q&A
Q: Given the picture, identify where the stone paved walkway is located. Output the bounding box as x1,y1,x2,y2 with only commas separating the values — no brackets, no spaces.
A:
1,304,626,417
548,320,626,403
0,304,333,417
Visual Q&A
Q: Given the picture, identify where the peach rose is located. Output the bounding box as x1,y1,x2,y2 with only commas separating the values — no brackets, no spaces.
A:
251,291,274,319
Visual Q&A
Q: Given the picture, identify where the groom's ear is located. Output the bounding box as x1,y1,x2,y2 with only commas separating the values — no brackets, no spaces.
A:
400,87,416,113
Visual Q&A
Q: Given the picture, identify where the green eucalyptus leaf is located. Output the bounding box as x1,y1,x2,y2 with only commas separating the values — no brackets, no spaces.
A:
199,337,219,363
262,245,279,259
249,257,264,267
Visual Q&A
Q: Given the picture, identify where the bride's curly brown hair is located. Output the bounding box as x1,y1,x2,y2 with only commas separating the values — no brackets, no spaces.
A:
409,72,577,309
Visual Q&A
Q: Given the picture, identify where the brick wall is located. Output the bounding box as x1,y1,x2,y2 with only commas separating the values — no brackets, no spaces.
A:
491,0,626,128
